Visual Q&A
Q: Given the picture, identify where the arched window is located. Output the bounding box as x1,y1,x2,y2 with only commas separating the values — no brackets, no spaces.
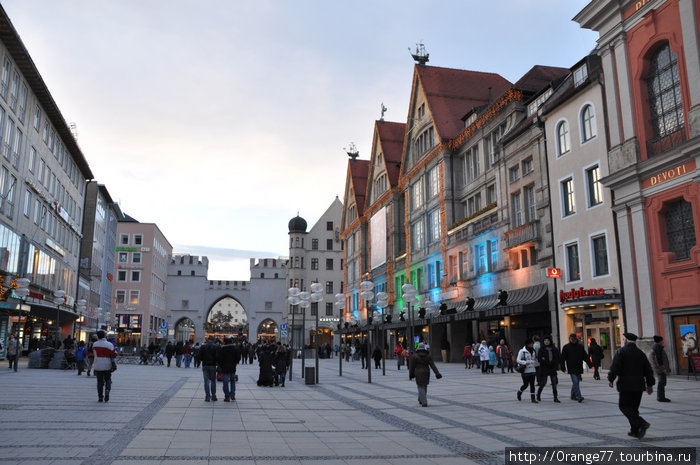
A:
647,44,684,139
557,121,570,156
665,199,696,261
580,104,596,142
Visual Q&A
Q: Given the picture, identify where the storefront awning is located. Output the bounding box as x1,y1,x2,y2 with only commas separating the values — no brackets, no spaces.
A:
450,283,549,321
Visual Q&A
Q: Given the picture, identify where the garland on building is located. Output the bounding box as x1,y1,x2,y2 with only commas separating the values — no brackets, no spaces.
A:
447,89,524,151
0,275,19,301
448,202,498,231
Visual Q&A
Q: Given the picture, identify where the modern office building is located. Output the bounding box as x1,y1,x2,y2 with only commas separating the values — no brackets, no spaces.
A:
0,5,94,353
113,215,172,348
79,181,122,339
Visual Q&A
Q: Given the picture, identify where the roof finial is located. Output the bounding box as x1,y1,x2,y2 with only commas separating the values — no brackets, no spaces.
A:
380,103,387,121
409,42,429,66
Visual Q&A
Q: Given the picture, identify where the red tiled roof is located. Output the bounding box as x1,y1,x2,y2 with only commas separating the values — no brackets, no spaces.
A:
513,65,570,95
348,159,369,217
417,65,512,139
376,120,405,187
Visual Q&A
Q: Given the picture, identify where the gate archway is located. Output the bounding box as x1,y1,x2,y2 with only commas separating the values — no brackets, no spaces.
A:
174,317,196,343
257,318,279,342
205,296,249,340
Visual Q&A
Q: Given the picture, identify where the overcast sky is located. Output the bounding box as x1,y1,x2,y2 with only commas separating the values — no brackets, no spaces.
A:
2,1,597,279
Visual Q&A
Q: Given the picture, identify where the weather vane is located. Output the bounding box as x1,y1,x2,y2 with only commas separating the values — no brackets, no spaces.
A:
409,42,429,66
380,103,387,121
344,142,359,160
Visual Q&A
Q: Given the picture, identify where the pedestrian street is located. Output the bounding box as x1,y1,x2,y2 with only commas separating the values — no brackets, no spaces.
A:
0,357,698,465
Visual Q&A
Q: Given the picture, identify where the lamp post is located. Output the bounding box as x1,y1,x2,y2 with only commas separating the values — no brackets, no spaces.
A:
309,282,323,384
287,287,301,381
401,283,418,357
95,307,102,332
53,289,66,347
376,291,389,376
334,293,346,377
359,280,375,384
75,299,87,341
13,278,30,369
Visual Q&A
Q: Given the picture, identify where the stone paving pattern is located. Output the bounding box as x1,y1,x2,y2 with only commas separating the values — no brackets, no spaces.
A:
0,356,698,464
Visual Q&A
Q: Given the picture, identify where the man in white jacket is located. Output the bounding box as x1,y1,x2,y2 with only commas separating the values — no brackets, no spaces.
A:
478,341,490,374
92,330,117,403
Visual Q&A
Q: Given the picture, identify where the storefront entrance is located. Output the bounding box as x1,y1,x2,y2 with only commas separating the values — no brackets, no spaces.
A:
585,325,613,369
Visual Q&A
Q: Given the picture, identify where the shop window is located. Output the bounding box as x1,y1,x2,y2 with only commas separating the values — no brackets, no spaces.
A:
665,199,696,261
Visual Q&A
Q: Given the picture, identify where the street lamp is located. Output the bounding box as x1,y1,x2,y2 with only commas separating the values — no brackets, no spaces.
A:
309,282,323,384
13,278,30,368
95,307,103,332
376,291,389,376
402,283,418,357
53,289,66,347
287,287,300,381
334,293,346,376
360,280,374,383
76,299,87,340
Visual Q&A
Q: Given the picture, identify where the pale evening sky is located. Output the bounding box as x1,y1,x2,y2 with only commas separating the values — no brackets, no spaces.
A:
1,1,597,279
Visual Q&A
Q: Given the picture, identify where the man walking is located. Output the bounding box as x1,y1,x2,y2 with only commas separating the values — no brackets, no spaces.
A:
648,335,671,402
93,330,117,402
218,337,240,401
6,334,20,371
496,339,510,374
560,333,590,402
199,336,219,402
608,332,655,438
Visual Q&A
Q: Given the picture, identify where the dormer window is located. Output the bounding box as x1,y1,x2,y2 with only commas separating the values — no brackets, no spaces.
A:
527,89,553,116
374,173,388,200
417,103,426,119
573,64,588,87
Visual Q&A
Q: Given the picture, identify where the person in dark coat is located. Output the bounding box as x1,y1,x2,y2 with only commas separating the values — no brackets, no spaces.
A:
360,339,368,369
274,343,288,387
648,335,671,402
217,337,240,401
198,337,220,401
372,346,382,369
175,341,184,367
588,338,604,380
409,343,442,407
607,332,655,439
560,333,591,402
257,345,274,387
536,335,561,403
164,341,175,367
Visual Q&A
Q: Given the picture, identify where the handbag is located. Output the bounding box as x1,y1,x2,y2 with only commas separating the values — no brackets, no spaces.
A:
516,364,525,374
110,359,118,372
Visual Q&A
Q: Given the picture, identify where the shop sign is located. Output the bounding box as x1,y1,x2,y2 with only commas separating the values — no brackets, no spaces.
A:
547,268,561,278
116,246,139,252
641,160,696,189
623,0,651,19
559,287,605,302
319,317,339,323
10,316,27,322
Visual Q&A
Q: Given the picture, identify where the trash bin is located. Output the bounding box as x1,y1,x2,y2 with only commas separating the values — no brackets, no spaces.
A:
305,367,315,385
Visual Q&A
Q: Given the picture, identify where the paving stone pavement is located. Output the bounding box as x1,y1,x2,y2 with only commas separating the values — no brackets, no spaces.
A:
0,356,698,464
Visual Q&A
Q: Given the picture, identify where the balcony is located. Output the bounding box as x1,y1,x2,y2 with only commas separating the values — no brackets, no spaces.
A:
505,220,540,249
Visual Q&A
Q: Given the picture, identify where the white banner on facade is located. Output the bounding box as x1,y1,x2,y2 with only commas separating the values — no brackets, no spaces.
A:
370,207,387,269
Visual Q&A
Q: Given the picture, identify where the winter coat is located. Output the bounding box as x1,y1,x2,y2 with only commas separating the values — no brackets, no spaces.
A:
275,348,289,374
198,342,219,366
516,347,537,375
478,344,490,362
165,343,175,357
608,342,655,392
372,347,382,362
462,346,472,359
537,344,560,376
6,338,20,356
560,341,590,374
488,349,497,366
588,343,604,368
409,350,441,386
649,343,671,375
217,344,240,374
257,349,274,385
75,346,87,361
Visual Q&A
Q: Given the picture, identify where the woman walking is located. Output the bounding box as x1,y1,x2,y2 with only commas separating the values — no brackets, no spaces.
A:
478,340,489,374
588,338,604,380
409,343,442,407
516,339,539,403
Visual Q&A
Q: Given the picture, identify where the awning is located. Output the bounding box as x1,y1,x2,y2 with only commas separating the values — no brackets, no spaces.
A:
452,283,549,320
